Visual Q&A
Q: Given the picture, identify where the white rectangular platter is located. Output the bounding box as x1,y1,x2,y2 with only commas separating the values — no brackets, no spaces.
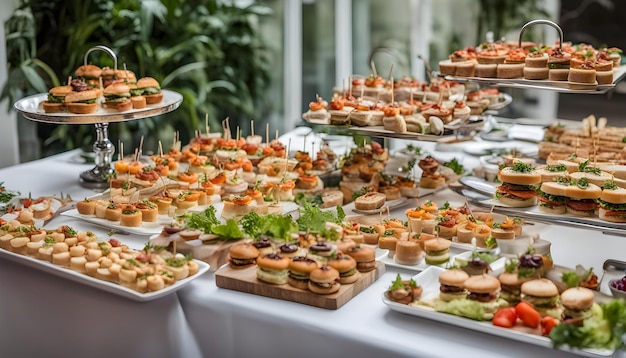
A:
0,248,209,302
382,266,614,357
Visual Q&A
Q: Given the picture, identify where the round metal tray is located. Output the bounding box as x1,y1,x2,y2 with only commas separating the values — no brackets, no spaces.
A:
14,89,183,124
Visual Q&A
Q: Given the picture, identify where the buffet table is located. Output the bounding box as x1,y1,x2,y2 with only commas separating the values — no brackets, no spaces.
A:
0,134,624,358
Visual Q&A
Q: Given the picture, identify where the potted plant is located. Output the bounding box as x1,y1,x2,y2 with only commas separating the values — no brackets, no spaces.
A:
1,0,272,158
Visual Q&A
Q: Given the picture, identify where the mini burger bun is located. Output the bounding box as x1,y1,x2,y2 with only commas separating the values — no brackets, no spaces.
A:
50,85,73,97
498,167,541,185
256,253,290,271
521,278,559,297
463,274,501,294
42,102,65,113
561,287,595,310
308,266,340,294
345,246,376,272
103,82,130,96
64,89,101,114
439,269,470,286
75,64,102,78
326,254,360,284
228,242,260,268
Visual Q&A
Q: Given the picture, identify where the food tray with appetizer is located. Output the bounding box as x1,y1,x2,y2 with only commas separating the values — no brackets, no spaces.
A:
0,220,208,301
14,89,182,124
438,20,625,95
215,242,385,310
458,165,626,235
382,265,625,357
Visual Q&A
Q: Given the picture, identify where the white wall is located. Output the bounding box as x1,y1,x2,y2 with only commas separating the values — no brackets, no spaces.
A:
0,0,20,168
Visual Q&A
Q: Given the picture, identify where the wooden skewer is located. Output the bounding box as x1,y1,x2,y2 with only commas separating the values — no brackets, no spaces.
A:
388,64,394,83
205,114,210,136
67,76,72,85
251,119,255,137
303,135,307,153
236,125,240,141
370,60,378,77
348,76,353,98
158,141,164,157
275,129,279,142
138,135,144,158
266,123,270,145
390,76,394,105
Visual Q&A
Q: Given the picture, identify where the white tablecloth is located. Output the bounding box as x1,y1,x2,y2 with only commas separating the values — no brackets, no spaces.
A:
0,146,624,358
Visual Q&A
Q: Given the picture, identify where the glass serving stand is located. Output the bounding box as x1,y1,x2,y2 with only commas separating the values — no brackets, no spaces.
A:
13,45,183,189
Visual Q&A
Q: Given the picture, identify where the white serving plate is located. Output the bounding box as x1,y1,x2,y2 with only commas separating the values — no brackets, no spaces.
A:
0,248,209,302
383,266,614,357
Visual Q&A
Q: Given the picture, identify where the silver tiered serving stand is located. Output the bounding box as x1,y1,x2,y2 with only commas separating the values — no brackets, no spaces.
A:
13,45,183,189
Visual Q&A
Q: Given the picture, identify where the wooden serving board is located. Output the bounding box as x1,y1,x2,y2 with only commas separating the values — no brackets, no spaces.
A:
215,262,386,309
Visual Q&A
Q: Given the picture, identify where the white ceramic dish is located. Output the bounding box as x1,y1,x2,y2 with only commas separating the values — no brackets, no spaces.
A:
383,266,614,357
0,248,209,302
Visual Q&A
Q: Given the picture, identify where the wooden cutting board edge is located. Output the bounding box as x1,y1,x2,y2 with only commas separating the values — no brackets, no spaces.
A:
215,261,386,310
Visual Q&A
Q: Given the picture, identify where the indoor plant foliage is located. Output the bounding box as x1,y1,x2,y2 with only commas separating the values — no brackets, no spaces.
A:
2,0,272,157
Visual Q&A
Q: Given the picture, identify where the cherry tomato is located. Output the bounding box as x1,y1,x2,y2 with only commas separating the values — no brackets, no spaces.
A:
515,301,541,328
493,307,517,328
541,316,559,336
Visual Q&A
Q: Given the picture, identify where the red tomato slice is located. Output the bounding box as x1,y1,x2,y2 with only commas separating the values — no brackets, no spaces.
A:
541,316,559,336
516,301,541,328
493,307,517,328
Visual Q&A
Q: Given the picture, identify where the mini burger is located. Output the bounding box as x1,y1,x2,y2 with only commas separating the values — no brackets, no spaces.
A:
597,181,626,223
64,88,101,114
43,85,73,113
424,238,451,266
327,253,361,284
75,64,102,88
498,272,530,304
495,161,541,207
103,82,132,111
537,181,569,214
307,240,337,259
564,178,601,217
345,245,376,272
463,274,503,319
521,278,563,319
256,253,290,285
308,265,341,294
438,269,469,302
287,256,319,289
560,287,596,325
228,242,260,269
135,77,163,104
